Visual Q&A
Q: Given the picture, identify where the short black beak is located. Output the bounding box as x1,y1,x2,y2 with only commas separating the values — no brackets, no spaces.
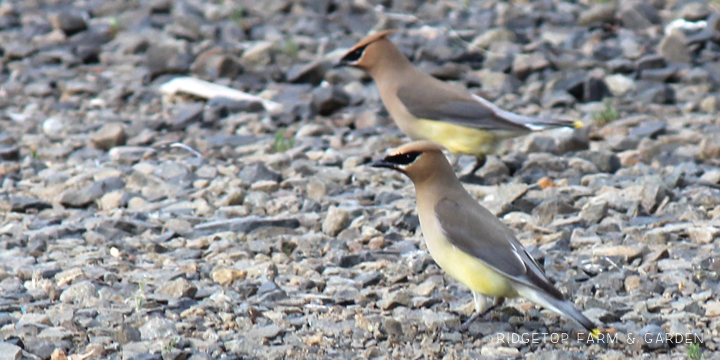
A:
370,159,397,169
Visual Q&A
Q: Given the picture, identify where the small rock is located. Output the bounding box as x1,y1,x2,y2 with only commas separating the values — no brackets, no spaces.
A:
689,227,719,244
682,2,710,21
249,325,283,340
59,281,97,303
512,52,549,80
628,121,666,139
481,347,520,358
60,177,125,208
705,300,720,317
193,54,242,79
699,134,720,159
23,338,59,360
383,318,404,336
155,278,197,299
0,146,19,161
578,3,617,26
90,122,126,151
211,268,245,286
49,10,87,36
619,3,660,30
541,91,576,108
641,177,670,213
378,290,412,310
146,45,192,79
286,60,330,86
322,206,350,236
42,118,65,137
311,85,350,116
5,197,51,213
116,325,141,345
701,169,720,184
139,317,177,340
170,103,204,131
658,33,691,63
99,191,124,210
625,275,641,292
109,146,155,164
241,41,274,65
580,200,608,226
636,84,674,104
0,342,22,360
700,95,720,113
239,163,281,183
604,74,636,96
636,55,666,70
471,28,515,49
637,324,668,351
576,150,621,173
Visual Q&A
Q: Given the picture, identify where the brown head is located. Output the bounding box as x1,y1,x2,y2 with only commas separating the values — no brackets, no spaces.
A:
371,141,456,184
334,30,411,77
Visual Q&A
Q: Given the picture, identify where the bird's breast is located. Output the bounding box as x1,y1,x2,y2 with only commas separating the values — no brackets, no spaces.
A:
417,207,518,298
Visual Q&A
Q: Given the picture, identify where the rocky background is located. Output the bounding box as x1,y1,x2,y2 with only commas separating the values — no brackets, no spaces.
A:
1,0,720,359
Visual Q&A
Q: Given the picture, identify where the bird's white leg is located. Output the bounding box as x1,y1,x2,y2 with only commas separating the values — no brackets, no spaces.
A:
473,291,488,314
460,291,490,331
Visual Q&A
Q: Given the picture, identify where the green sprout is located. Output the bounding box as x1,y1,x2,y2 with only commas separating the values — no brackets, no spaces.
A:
281,38,299,60
688,343,704,360
593,99,620,126
273,128,295,153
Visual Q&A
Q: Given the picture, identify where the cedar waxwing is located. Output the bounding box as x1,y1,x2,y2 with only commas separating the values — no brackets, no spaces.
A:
338,30,584,178
371,140,601,336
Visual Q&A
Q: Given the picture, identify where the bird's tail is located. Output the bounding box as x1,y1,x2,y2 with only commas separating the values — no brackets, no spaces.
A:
517,286,602,338
520,117,584,131
470,93,585,131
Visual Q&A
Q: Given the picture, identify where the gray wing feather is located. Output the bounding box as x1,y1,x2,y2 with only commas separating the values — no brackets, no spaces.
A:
396,86,532,132
435,198,565,299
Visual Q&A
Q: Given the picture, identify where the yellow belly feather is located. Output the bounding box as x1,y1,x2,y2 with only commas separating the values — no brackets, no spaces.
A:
415,119,515,157
425,231,519,298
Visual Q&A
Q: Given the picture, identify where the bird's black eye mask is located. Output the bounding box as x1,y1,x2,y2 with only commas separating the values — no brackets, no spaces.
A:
386,151,421,166
341,45,367,63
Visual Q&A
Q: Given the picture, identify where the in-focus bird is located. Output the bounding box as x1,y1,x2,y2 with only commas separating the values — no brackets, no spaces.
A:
371,140,600,336
337,30,584,181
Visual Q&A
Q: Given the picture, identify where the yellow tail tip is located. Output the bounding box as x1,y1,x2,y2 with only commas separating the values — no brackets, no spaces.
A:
573,120,585,129
590,328,602,339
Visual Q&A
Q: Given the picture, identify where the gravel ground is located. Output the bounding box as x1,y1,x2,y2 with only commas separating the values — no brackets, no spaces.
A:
1,0,720,359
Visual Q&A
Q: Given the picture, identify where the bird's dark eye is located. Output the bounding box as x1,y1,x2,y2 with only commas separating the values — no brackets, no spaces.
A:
342,46,367,62
390,151,420,165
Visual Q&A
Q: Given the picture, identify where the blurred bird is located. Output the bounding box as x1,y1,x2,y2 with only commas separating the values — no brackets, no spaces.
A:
337,30,583,180
372,140,601,336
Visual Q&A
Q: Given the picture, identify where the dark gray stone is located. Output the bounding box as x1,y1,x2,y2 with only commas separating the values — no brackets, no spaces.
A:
619,3,660,30
637,324,669,351
576,150,621,173
629,121,667,139
286,60,330,86
60,177,125,208
0,146,19,161
51,10,88,36
193,54,243,79
6,197,52,213
170,102,204,131
636,55,666,70
311,85,350,116
636,84,675,104
239,163,281,183
658,33,691,63
193,217,299,235
146,45,193,79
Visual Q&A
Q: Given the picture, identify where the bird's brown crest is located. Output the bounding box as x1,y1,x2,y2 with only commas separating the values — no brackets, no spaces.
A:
349,29,399,51
390,140,447,157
